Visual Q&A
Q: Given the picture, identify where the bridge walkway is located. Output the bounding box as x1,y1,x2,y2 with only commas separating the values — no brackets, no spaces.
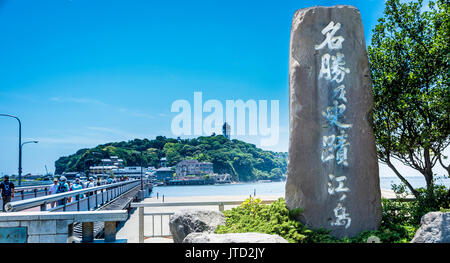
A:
72,185,144,239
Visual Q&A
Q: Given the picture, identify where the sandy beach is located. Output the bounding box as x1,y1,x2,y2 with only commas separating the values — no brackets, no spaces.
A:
116,189,400,243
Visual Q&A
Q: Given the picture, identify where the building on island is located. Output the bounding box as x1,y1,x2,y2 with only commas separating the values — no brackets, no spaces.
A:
89,165,117,176
175,160,213,177
222,122,231,139
154,167,173,181
213,173,232,184
112,166,148,178
89,156,125,176
101,156,124,168
160,157,167,168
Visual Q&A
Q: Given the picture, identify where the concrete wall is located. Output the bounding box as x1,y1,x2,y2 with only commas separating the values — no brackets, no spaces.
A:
0,211,127,243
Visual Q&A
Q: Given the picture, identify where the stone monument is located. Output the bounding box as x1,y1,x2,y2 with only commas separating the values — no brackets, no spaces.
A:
285,5,382,238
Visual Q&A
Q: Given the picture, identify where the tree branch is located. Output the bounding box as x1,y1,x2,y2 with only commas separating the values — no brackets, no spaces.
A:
386,158,419,198
438,153,450,177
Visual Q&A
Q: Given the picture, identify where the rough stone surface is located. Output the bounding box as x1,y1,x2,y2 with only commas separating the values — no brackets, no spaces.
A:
411,212,450,243
169,209,225,243
286,5,382,238
183,232,289,243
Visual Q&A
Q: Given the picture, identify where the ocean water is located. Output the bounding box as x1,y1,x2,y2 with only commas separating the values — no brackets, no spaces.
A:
151,176,450,198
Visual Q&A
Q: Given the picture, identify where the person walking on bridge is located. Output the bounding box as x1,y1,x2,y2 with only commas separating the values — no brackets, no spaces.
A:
49,178,59,208
56,176,70,206
86,177,95,188
96,177,102,186
72,178,84,201
86,177,95,196
0,175,15,212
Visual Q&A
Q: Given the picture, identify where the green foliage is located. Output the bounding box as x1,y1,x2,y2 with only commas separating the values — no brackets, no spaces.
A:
346,199,418,243
288,207,304,219
202,174,211,180
216,198,309,243
339,184,448,243
368,0,450,194
54,135,287,182
216,187,450,243
216,197,339,243
390,181,450,220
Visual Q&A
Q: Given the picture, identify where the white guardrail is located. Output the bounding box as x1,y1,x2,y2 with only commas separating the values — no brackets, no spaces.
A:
6,179,143,212
130,199,278,242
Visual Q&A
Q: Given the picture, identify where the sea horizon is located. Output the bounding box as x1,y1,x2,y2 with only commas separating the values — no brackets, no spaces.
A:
151,176,450,198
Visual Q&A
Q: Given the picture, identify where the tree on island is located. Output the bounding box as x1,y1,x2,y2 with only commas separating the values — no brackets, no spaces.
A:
368,0,449,197
55,135,288,182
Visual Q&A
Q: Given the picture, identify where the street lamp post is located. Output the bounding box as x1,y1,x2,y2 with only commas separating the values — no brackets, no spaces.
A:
22,141,39,147
0,114,22,186
20,141,38,184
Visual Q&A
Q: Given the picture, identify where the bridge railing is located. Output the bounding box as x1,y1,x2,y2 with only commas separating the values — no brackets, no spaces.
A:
8,185,53,202
5,179,143,212
130,199,277,242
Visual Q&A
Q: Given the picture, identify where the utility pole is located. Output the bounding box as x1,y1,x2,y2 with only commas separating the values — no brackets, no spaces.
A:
21,140,38,183
0,114,22,186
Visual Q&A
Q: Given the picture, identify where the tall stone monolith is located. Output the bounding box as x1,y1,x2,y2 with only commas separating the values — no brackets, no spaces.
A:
285,5,382,238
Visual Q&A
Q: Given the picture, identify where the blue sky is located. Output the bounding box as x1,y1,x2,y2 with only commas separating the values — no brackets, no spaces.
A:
1,0,432,178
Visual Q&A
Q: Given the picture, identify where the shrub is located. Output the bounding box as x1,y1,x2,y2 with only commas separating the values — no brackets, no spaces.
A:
215,197,310,243
215,186,450,243
215,197,344,243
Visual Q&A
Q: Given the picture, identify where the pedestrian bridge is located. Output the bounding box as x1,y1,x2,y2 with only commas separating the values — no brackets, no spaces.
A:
5,179,147,212
0,179,151,243
1,179,147,212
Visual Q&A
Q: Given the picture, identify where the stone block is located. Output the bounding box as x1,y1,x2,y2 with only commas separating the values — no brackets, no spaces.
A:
27,235,40,243
40,220,57,235
411,212,450,243
286,5,382,238
0,221,20,227
56,220,70,234
27,221,41,235
0,212,40,221
169,209,225,243
104,221,117,243
19,221,29,228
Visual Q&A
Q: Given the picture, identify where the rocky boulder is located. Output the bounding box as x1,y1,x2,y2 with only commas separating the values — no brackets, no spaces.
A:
286,5,382,238
411,212,450,243
183,232,289,243
169,209,225,243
